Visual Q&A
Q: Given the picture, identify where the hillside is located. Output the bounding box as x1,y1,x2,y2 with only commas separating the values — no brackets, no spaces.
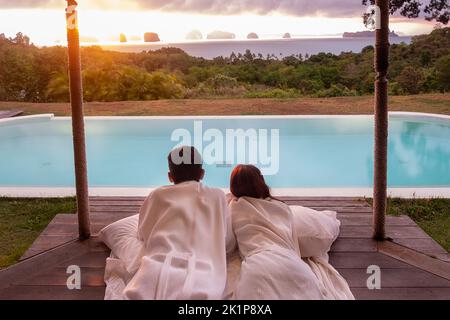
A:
0,28,449,103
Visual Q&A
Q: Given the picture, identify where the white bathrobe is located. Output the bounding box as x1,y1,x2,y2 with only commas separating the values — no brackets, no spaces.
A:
230,197,325,300
122,181,231,300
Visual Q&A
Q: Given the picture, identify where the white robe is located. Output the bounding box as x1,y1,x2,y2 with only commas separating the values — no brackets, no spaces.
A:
230,197,325,300
121,181,230,300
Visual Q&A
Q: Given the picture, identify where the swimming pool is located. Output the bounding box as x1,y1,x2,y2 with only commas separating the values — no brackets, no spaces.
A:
0,113,449,197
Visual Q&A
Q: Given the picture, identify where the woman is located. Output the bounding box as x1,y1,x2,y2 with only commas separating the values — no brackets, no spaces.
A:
228,165,324,300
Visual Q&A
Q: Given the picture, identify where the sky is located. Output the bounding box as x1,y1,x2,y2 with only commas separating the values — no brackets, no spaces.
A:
0,0,437,45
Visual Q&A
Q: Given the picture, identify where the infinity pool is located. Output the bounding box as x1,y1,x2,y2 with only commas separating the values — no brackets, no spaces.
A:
0,114,449,191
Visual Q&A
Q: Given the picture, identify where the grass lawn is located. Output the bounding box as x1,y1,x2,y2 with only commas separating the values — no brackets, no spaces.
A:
385,198,450,252
0,198,76,269
0,94,449,116
0,197,448,270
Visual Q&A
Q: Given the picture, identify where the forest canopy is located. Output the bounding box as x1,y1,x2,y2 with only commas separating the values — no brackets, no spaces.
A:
0,27,449,102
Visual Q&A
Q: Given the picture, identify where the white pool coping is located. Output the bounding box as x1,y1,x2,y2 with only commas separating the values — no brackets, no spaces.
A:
0,186,449,199
1,112,449,198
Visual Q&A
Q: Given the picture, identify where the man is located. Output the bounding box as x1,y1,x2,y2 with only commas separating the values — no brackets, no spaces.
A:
123,146,233,300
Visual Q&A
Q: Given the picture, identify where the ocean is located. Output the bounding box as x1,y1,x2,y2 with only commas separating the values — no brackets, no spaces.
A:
99,37,412,59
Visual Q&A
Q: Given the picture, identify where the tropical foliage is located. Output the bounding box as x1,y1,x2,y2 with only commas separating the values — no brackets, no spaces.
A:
0,28,449,102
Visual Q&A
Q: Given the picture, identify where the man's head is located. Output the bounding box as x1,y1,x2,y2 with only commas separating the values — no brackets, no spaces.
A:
168,146,205,184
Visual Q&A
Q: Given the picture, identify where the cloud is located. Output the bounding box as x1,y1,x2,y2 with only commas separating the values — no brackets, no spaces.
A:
135,0,363,17
0,0,58,8
0,0,365,17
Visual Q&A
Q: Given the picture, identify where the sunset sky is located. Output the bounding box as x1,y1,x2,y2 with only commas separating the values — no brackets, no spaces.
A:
0,0,437,45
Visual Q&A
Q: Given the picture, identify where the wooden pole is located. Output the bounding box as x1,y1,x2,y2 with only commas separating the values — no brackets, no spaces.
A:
373,0,390,240
66,0,91,239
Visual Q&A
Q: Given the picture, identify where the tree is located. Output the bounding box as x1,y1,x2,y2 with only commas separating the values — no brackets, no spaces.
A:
363,0,449,24
435,54,450,91
396,66,423,94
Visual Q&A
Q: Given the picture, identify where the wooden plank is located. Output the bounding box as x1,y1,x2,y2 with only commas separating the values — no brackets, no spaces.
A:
330,238,378,252
53,212,135,224
284,201,370,208
338,215,416,226
90,197,146,201
27,234,78,248
0,240,88,290
378,241,450,281
301,207,373,213
19,267,106,287
339,225,431,239
386,225,431,239
0,285,105,300
90,206,141,213
89,196,365,202
277,197,365,201
0,110,23,119
41,223,110,236
392,238,448,255
329,252,414,269
56,212,411,229
339,226,372,238
58,251,110,268
337,268,450,288
351,287,450,300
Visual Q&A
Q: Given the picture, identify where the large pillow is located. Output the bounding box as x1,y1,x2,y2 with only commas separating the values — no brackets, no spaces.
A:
99,215,144,274
289,206,340,258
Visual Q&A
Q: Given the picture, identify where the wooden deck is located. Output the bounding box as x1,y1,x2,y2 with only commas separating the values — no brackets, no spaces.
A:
0,109,23,119
0,197,449,300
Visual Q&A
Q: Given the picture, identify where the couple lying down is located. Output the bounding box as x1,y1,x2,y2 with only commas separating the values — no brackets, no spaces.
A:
100,146,354,300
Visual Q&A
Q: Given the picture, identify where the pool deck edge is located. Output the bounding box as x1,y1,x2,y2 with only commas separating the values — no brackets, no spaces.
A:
1,187,449,198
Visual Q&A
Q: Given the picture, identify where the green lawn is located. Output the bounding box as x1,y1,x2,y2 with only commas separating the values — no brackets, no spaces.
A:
0,197,448,270
0,198,76,269
384,198,450,252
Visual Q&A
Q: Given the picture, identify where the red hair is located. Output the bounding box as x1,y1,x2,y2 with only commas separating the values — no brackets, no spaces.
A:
230,165,276,200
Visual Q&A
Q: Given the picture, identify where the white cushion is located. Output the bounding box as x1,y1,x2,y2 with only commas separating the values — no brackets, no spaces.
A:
99,215,144,274
290,206,340,258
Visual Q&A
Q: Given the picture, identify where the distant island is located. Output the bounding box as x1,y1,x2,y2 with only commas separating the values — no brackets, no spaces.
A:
144,32,160,42
343,30,399,38
129,35,142,41
186,30,203,40
247,32,259,39
283,33,292,39
79,36,99,43
119,33,127,43
207,30,236,40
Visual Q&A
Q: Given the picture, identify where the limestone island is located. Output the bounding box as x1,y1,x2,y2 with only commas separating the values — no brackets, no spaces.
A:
186,30,203,40
144,32,161,42
343,30,399,38
207,31,236,40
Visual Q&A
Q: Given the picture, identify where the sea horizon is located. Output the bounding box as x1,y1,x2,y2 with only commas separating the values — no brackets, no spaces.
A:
84,36,413,59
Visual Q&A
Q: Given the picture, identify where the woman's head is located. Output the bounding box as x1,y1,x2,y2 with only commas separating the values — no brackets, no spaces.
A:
230,164,274,199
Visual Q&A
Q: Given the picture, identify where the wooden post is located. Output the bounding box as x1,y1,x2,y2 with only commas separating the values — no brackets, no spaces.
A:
66,0,91,239
373,0,390,240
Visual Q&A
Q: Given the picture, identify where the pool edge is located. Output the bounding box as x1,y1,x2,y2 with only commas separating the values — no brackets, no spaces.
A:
1,187,449,199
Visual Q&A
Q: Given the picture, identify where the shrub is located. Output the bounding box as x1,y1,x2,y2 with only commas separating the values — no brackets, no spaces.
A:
396,66,424,94
316,84,357,98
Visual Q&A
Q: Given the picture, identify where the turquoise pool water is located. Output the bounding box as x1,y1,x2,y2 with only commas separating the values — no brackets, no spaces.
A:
0,115,449,189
